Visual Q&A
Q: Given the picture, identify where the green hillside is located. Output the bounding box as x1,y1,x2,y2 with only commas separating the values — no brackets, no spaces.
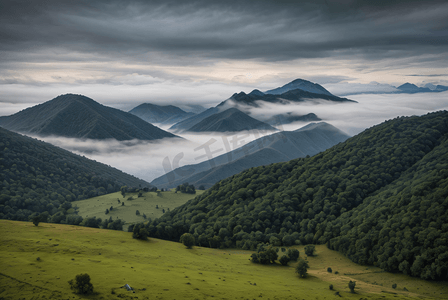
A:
0,127,150,224
1,220,446,299
146,111,448,280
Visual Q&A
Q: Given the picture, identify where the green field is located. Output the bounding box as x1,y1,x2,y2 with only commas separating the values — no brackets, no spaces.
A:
1,220,447,300
73,190,204,227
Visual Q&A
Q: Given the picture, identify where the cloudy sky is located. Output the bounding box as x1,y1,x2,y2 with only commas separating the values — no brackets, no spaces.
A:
1,0,448,114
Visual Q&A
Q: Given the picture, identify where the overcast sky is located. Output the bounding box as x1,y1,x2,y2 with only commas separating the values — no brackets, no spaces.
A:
1,0,448,113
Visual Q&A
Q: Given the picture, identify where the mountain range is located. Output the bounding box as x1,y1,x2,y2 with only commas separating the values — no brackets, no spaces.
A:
0,94,178,141
151,122,350,189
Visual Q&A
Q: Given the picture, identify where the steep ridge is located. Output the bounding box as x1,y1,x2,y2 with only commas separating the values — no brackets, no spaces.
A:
0,94,178,140
147,111,448,280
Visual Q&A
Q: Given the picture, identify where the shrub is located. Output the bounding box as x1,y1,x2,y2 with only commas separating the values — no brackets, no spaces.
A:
348,280,356,293
327,267,332,273
68,273,94,294
180,233,195,249
329,284,333,290
392,283,397,289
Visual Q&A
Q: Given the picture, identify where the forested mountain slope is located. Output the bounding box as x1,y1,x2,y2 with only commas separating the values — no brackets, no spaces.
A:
0,127,150,222
0,94,178,140
147,111,448,280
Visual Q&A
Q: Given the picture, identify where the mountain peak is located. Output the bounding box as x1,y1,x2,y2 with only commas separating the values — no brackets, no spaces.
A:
265,78,334,96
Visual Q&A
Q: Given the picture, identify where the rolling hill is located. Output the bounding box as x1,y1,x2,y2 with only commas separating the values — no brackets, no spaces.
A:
128,103,196,125
147,110,448,280
186,108,277,133
169,106,221,132
151,122,350,189
0,94,179,140
3,220,445,299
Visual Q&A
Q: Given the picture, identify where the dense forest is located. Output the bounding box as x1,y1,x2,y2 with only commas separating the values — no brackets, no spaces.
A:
0,127,149,225
146,111,448,280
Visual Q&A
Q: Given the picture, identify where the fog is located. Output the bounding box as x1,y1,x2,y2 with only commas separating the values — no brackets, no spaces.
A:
30,92,448,183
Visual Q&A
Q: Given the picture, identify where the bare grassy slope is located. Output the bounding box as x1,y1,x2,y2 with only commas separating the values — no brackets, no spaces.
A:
1,220,447,300
73,190,204,225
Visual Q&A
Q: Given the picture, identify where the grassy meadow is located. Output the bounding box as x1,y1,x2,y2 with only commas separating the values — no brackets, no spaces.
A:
1,220,447,300
72,190,204,227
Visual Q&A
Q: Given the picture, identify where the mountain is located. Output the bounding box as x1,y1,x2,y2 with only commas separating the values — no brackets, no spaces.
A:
129,103,196,125
151,122,350,189
147,110,448,280
0,94,179,141
226,88,355,107
186,108,277,133
397,83,432,93
266,112,321,125
169,106,221,132
265,78,334,96
0,127,150,222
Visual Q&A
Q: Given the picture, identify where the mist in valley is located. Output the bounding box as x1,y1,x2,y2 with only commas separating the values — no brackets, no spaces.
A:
29,91,448,184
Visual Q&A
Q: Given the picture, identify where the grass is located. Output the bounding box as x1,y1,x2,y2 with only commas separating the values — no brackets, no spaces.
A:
1,221,447,300
72,190,204,227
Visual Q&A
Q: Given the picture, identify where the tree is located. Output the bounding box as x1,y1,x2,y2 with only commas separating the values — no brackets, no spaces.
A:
304,245,315,256
180,233,195,249
136,210,140,216
348,280,356,293
31,215,41,226
287,248,300,261
105,209,109,215
295,259,309,278
68,273,94,295
279,255,290,266
132,223,149,240
121,186,127,198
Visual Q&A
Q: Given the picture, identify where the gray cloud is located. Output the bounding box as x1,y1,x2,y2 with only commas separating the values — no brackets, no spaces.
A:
1,0,447,64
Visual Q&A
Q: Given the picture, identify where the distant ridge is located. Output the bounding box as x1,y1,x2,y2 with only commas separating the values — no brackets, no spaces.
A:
0,94,179,141
186,108,277,133
129,103,196,125
151,122,350,189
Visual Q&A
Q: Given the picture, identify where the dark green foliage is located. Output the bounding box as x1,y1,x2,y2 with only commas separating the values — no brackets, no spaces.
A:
68,273,93,295
392,283,397,289
295,259,309,278
329,284,333,290
198,185,205,190
146,111,448,280
348,280,356,293
180,233,195,248
142,213,147,219
305,245,315,256
251,244,278,264
110,206,113,211
176,182,196,194
0,127,148,226
31,215,40,226
327,267,332,273
121,202,124,206
136,210,140,216
132,223,149,240
279,255,290,266
287,248,300,261
105,209,109,215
